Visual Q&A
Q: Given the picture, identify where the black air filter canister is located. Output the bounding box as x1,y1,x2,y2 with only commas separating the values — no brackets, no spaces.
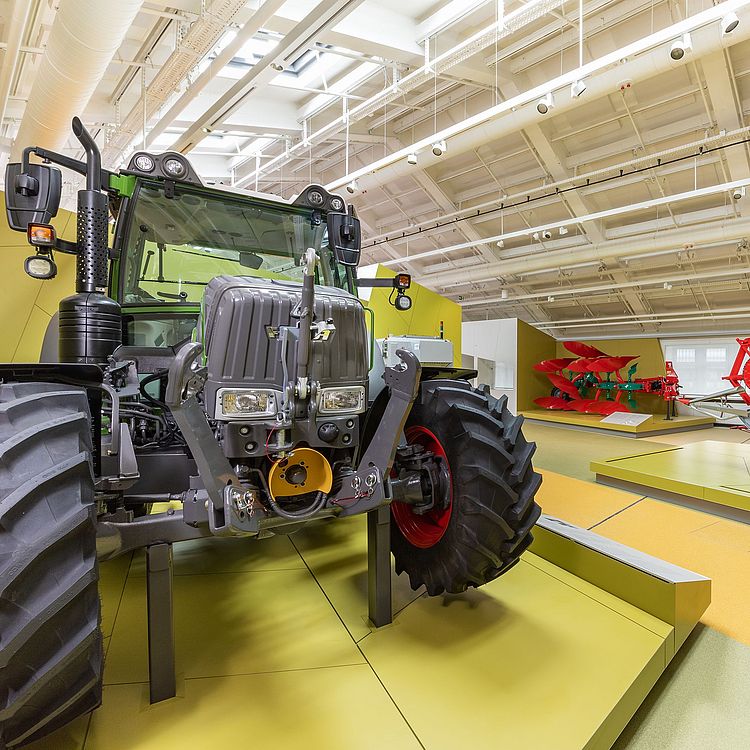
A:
76,189,109,293
58,292,121,363
58,186,121,363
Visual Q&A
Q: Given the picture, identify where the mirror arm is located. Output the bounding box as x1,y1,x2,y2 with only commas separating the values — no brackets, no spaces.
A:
21,146,112,192
54,237,79,255
357,277,406,289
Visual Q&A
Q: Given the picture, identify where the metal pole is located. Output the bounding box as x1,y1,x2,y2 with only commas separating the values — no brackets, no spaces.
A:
367,505,392,627
146,543,176,703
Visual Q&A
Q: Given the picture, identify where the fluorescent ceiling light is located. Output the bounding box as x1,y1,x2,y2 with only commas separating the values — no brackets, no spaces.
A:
459,265,750,306
326,0,750,193
382,177,750,267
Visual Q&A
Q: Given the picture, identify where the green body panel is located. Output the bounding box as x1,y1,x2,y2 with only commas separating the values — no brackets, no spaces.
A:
109,173,137,197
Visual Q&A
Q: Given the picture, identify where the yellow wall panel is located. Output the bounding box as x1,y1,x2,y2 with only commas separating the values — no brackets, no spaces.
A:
13,305,53,362
1,191,77,362
364,265,462,365
515,319,556,411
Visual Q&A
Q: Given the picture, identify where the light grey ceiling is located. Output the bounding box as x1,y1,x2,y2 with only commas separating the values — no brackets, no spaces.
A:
3,0,750,338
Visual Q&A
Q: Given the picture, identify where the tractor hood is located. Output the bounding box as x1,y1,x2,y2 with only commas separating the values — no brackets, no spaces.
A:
199,275,369,417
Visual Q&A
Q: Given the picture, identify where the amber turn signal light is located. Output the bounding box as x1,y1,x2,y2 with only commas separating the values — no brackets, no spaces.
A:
27,223,56,247
396,273,411,289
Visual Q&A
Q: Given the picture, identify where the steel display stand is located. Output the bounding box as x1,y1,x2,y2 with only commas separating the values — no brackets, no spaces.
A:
145,507,392,703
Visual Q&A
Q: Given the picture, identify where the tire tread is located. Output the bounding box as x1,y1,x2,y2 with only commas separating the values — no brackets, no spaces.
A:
0,382,101,749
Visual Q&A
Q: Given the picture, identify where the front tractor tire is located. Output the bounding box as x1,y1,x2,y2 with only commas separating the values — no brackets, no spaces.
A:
391,381,542,596
0,383,102,748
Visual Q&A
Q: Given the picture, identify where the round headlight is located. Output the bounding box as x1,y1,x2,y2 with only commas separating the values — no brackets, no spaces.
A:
307,189,325,207
134,153,155,172
329,196,344,212
394,293,412,312
163,157,187,178
24,254,57,280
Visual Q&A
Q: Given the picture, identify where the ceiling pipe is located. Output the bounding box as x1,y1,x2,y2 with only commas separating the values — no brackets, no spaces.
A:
382,177,750,266
10,0,144,161
548,328,750,341
420,216,750,287
533,304,750,326
365,126,750,247
538,311,750,330
0,0,34,139
101,0,249,167
324,0,750,193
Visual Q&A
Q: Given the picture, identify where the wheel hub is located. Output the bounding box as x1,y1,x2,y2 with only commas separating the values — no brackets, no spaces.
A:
391,425,453,549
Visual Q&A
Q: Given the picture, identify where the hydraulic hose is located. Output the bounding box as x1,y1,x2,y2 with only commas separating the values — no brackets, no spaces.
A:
266,490,328,521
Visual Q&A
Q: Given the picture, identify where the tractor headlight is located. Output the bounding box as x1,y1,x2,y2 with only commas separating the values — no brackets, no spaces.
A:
319,386,365,414
218,388,277,419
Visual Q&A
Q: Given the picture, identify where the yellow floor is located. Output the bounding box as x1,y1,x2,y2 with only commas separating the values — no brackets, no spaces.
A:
642,426,750,446
536,468,750,646
590,440,750,513
28,510,702,750
26,421,746,750
521,409,713,435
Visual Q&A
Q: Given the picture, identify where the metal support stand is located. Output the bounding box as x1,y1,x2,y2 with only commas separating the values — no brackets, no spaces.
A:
367,506,392,627
146,542,176,703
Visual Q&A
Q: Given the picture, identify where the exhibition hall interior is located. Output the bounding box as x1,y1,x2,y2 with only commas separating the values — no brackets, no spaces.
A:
2,0,750,747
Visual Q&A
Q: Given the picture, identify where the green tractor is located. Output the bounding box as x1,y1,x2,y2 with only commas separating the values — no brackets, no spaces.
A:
0,118,541,747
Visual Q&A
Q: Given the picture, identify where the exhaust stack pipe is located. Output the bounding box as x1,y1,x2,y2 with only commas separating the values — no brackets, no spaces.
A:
58,118,122,363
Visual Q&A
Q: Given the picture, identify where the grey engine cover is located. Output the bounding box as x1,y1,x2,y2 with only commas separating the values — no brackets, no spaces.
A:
200,275,369,410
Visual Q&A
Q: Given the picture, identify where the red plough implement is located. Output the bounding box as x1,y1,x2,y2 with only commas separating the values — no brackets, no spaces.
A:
679,338,750,428
532,341,682,418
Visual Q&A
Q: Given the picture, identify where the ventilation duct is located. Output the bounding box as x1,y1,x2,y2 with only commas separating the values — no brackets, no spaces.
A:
10,0,144,160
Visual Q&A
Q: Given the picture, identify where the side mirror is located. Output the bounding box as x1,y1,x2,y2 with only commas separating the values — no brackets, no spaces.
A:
239,251,263,270
4,162,62,232
327,211,361,266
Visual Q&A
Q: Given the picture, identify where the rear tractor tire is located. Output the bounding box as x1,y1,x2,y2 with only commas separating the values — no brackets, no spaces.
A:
0,382,102,748
391,381,542,596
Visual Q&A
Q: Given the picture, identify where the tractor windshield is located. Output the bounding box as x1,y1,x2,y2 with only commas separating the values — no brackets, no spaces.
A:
121,183,353,305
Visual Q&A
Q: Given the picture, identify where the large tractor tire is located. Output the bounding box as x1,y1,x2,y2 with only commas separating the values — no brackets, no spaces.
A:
391,380,542,596
0,383,102,748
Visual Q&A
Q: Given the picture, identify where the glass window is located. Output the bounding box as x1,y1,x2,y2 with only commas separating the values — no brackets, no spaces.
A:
663,338,738,396
124,315,198,348
121,184,350,305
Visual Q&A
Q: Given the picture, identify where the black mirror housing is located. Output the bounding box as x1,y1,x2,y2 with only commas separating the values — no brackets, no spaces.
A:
5,162,62,231
327,211,361,266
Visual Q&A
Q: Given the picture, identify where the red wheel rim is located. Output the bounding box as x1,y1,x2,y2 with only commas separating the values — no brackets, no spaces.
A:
391,425,453,549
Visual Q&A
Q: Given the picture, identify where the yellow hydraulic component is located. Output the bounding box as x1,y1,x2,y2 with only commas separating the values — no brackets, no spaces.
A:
268,447,333,500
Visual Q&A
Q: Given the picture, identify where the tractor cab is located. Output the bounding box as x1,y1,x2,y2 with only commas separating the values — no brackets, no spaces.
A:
114,159,358,349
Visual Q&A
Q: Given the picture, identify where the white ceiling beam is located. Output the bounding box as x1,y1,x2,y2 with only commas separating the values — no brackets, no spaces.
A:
144,0,287,150
170,0,367,154
383,176,750,266
420,214,750,287
700,49,750,180
261,4,422,63
409,168,500,265
416,0,490,41
325,1,750,193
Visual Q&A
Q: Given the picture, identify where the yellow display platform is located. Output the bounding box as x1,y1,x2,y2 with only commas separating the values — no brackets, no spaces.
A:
592,440,750,521
521,409,713,437
31,516,709,750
